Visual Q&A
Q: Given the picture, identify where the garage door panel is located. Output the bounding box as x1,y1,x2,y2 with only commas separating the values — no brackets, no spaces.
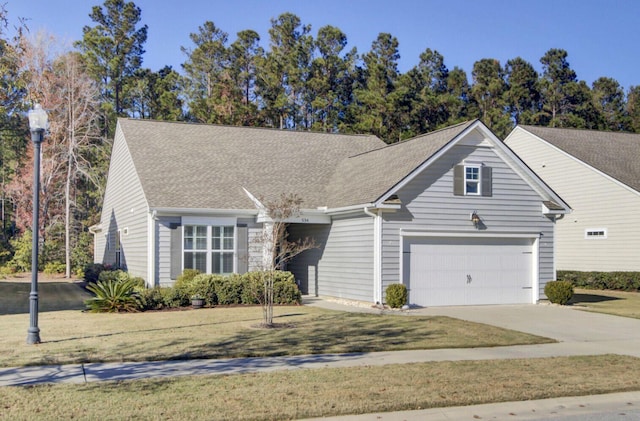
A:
404,236,534,307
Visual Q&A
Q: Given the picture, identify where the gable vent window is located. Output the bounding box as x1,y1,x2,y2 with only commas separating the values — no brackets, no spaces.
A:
454,164,492,197
585,229,607,239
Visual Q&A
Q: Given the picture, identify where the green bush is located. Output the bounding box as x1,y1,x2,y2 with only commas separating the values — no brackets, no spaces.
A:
85,279,141,312
175,269,201,289
240,271,264,304
274,278,302,304
83,263,109,284
215,274,244,305
161,286,189,308
43,261,66,274
7,230,33,272
385,283,408,308
238,271,301,305
557,270,640,292
544,280,574,305
138,287,166,311
190,274,223,306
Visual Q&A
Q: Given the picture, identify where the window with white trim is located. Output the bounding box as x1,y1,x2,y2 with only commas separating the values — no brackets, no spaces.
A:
585,229,607,239
184,224,235,274
465,165,481,195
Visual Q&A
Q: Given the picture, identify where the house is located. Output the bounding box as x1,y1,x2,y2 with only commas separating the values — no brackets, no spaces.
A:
91,118,569,307
505,125,640,272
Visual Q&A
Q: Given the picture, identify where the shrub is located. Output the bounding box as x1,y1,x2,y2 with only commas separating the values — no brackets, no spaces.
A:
239,271,301,305
43,261,66,274
216,274,244,305
190,274,223,306
557,270,640,292
7,230,33,272
138,287,166,311
175,269,201,289
240,271,264,304
544,280,574,305
385,283,408,308
161,286,189,308
83,263,109,284
85,279,141,312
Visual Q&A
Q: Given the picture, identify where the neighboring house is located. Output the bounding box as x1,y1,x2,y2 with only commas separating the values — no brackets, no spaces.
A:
91,118,569,307
505,125,640,272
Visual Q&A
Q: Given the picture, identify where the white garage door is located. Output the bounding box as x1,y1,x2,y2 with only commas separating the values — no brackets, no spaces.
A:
403,236,535,307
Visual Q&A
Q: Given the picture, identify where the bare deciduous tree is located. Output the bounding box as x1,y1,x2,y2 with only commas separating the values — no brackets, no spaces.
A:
254,193,315,327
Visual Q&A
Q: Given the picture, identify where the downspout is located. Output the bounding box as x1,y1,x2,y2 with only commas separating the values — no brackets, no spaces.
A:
147,210,157,288
364,207,382,304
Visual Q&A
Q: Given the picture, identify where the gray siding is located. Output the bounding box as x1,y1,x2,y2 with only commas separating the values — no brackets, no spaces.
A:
96,127,149,280
507,128,640,271
155,216,181,287
382,144,557,300
289,215,374,301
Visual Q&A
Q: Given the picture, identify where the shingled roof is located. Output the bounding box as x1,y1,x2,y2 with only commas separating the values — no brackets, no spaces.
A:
325,121,475,207
520,125,640,193
118,119,385,210
117,118,479,211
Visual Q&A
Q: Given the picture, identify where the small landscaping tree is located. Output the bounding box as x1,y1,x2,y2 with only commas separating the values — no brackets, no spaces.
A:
256,193,315,327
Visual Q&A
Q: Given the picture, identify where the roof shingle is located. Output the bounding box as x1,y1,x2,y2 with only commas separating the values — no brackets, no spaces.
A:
521,125,640,193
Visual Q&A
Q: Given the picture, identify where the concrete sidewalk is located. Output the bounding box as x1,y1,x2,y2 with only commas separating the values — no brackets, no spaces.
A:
0,341,615,387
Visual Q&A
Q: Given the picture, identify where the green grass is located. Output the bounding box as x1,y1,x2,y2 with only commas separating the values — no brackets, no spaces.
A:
0,306,553,367
1,355,640,420
570,288,640,319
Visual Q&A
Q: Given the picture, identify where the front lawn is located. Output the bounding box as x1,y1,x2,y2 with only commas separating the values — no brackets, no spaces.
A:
0,305,553,368
2,354,640,420
570,288,640,319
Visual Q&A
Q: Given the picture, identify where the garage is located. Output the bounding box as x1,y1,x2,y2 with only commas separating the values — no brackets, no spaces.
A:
402,236,536,307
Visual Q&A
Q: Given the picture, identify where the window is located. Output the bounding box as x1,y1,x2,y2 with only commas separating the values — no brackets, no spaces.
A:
115,230,122,268
212,226,235,274
585,229,607,239
454,164,492,197
184,225,207,272
183,224,235,274
465,165,480,195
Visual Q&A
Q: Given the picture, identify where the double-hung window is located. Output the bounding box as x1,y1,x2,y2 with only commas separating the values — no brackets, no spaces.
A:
184,225,208,272
212,226,235,273
465,165,481,195
183,221,235,274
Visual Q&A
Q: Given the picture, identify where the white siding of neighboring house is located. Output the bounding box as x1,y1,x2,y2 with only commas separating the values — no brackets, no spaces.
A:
506,128,640,271
96,127,149,280
288,215,374,301
382,142,557,300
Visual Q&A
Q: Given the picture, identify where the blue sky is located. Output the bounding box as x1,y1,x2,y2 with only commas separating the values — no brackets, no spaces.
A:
6,0,640,91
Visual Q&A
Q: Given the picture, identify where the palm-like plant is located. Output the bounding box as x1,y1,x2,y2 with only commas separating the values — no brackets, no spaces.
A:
85,279,141,312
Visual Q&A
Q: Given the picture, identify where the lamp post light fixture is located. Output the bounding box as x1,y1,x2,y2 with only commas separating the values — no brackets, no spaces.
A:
26,103,48,345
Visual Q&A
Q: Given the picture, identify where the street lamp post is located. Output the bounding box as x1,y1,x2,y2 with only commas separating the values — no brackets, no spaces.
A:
26,103,48,345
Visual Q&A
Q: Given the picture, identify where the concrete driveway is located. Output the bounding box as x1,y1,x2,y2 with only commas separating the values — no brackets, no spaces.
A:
413,303,640,357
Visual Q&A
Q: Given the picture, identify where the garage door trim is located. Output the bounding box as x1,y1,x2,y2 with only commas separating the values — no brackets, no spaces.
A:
399,230,540,305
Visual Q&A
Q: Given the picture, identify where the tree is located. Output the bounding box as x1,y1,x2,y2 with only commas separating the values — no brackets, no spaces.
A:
14,32,103,276
0,5,29,255
470,58,511,137
255,193,315,327
627,85,640,132
504,57,540,125
181,21,232,124
256,13,313,129
228,30,263,125
539,48,579,127
306,25,356,132
76,0,147,133
351,32,401,142
592,77,628,131
125,66,184,120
